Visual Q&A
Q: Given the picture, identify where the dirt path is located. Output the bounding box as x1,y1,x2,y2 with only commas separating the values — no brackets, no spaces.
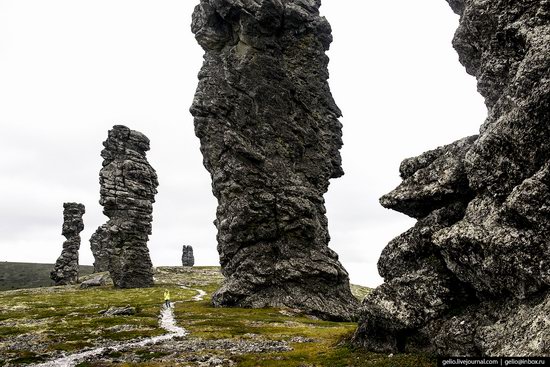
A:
32,287,206,367
179,285,207,301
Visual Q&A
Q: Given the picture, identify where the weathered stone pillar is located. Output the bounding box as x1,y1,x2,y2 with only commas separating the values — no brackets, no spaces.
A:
182,245,195,267
51,203,85,285
190,0,358,320
91,125,158,288
90,224,109,272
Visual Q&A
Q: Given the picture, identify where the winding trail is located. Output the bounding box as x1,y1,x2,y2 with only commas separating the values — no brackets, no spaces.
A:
179,285,207,301
193,289,206,301
32,286,206,367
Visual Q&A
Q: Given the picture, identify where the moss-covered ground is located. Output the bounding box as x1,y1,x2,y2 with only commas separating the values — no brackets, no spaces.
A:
0,266,435,366
0,262,94,291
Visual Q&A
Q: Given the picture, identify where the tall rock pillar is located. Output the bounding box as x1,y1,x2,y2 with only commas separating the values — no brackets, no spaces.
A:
90,224,110,272
182,245,195,267
91,125,159,288
51,202,85,285
190,0,358,320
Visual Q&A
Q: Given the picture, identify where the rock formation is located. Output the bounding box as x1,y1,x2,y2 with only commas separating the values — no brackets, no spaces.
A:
90,224,110,272
80,273,109,289
90,125,158,288
190,0,358,320
354,0,550,356
182,245,195,267
98,305,136,316
50,203,85,285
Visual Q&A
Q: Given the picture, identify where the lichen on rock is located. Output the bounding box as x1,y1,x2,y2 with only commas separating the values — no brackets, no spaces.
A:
90,125,158,288
190,0,358,320
51,202,86,285
354,0,550,356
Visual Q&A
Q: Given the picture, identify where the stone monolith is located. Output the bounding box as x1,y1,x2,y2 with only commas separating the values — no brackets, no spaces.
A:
51,202,85,285
90,125,158,288
190,0,358,320
182,245,195,267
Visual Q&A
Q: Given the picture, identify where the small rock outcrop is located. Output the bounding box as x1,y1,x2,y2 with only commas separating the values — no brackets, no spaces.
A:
80,273,110,289
190,0,358,320
98,305,136,316
182,245,195,267
50,203,85,285
354,0,550,356
90,125,158,288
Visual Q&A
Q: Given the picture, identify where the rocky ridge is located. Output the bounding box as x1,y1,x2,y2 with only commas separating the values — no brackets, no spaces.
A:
190,0,358,320
90,125,159,288
50,203,86,285
354,0,550,356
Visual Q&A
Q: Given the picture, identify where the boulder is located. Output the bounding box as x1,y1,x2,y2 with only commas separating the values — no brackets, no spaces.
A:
80,273,110,289
99,305,136,316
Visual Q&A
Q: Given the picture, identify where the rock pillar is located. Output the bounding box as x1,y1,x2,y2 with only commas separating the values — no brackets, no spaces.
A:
190,0,358,320
91,125,158,288
51,203,85,285
182,245,195,267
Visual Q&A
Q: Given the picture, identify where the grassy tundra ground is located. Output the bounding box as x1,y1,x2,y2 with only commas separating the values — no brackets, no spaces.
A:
0,263,94,291
0,266,435,366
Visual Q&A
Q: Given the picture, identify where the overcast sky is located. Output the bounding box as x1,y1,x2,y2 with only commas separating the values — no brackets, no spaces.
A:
0,0,486,287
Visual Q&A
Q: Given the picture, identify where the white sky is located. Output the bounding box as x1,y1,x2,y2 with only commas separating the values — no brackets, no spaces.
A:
0,0,486,287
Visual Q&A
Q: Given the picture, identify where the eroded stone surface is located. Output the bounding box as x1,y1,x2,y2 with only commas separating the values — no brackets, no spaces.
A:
51,203,85,285
90,224,110,273
354,0,550,356
90,125,158,288
416,292,550,357
80,273,110,289
190,0,358,320
182,245,195,267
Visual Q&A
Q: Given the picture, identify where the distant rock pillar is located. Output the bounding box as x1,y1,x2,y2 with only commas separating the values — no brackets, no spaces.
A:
190,0,358,320
181,245,195,267
51,203,85,285
90,224,110,272
92,125,159,288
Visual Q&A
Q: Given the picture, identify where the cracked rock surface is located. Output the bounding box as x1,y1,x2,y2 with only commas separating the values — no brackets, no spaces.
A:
51,203,86,285
190,0,358,320
90,224,110,272
90,125,158,288
354,0,550,356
